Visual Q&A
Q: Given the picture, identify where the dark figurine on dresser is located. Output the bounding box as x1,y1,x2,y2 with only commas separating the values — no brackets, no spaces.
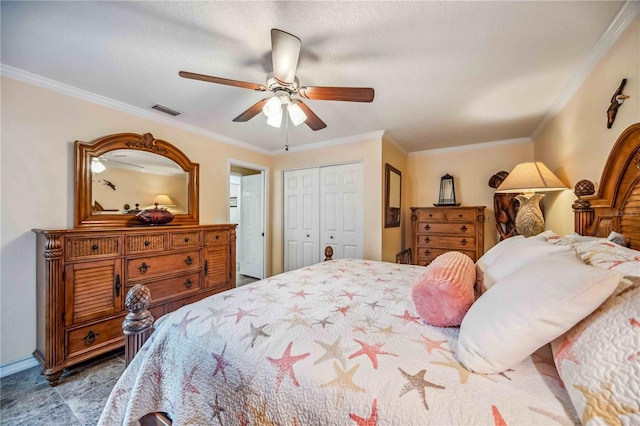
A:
489,171,518,240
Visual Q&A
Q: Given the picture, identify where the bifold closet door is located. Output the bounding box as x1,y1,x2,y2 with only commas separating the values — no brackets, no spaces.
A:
283,168,320,271
320,163,363,260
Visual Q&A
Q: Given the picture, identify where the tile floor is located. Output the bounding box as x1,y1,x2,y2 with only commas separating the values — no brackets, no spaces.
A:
1,274,261,425
0,350,125,426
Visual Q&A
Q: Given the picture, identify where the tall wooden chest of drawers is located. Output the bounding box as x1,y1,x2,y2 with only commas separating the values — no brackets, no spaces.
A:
32,224,236,385
410,206,485,266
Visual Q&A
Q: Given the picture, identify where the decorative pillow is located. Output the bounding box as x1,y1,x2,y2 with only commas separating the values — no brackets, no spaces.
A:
475,235,525,287
574,240,640,277
479,236,572,291
457,251,620,374
411,251,475,327
551,275,640,425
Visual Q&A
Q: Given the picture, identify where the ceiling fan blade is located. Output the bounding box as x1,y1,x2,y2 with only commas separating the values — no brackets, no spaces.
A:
298,86,375,103
179,71,266,91
271,29,301,84
232,98,269,122
295,101,327,131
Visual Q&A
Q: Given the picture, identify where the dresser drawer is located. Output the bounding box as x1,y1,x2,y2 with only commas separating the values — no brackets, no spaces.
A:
169,231,202,249
126,250,201,281
417,222,475,235
417,235,475,251
416,248,476,266
129,272,201,303
66,315,125,358
126,233,166,254
445,209,478,222
170,288,222,311
204,230,229,245
416,209,445,221
65,236,121,261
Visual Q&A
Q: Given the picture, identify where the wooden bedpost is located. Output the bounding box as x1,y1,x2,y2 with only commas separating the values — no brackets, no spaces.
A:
123,284,154,366
573,179,595,236
324,246,334,261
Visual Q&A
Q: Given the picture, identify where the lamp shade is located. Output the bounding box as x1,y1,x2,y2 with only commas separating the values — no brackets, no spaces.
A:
153,194,175,207
495,162,567,194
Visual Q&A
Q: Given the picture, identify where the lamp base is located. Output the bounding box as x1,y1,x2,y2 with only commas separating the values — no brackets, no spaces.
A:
515,193,545,237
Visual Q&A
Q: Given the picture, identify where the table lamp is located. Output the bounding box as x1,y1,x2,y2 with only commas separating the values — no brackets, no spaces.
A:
495,162,566,237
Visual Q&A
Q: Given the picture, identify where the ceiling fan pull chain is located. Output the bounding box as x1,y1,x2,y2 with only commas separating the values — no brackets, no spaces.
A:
285,109,290,151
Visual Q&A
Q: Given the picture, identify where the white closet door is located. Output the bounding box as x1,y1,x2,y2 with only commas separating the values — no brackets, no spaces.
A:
240,174,264,279
283,168,320,272
320,163,363,260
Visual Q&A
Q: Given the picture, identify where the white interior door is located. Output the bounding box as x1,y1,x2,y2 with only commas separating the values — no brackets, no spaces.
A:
283,168,320,272
320,163,363,259
240,173,264,279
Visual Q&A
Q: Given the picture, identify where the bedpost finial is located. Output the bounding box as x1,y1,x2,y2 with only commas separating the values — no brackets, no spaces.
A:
324,246,334,261
125,284,151,313
574,180,595,198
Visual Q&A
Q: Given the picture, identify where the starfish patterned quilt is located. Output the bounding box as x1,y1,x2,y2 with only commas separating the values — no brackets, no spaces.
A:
99,259,579,425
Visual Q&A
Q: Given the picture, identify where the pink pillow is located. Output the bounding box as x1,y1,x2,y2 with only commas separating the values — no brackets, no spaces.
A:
411,251,476,327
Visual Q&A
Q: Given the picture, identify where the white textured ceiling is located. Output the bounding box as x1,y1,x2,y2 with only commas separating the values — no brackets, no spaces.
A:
1,1,626,153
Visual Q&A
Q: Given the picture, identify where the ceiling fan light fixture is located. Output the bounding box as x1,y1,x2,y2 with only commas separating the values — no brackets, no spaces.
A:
266,107,283,128
288,102,307,126
91,157,106,173
262,96,282,119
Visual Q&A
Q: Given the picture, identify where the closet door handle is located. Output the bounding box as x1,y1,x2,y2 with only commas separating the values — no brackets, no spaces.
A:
204,260,209,276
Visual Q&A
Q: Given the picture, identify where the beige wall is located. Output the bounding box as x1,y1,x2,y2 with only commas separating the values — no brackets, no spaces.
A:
0,76,270,365
406,140,534,252
535,17,640,235
381,135,407,262
270,138,383,274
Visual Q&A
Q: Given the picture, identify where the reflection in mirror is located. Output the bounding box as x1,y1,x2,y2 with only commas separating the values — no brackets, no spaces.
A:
91,149,189,215
385,163,402,228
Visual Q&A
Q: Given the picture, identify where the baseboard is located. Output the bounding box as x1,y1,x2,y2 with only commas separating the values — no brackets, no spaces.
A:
0,355,38,378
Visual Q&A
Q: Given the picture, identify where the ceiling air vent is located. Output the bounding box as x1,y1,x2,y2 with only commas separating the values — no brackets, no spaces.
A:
152,104,181,116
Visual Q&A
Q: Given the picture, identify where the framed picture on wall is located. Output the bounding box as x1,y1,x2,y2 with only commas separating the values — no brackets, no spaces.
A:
385,163,401,228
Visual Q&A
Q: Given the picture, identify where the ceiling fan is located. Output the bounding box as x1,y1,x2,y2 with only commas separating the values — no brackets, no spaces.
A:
179,29,375,132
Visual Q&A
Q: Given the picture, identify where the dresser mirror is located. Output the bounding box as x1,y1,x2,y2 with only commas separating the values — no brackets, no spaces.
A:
75,132,199,227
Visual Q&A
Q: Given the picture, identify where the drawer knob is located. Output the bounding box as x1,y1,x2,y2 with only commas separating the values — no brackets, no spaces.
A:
424,237,430,243
138,262,150,274
460,225,468,232
91,244,99,250
184,278,193,288
424,249,430,256
185,256,193,265
459,214,463,218
84,330,99,345
423,224,431,230
184,237,190,243
461,239,467,246
429,213,433,217
215,234,220,240
144,240,151,246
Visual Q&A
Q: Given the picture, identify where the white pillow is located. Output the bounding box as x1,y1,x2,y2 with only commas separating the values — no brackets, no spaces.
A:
475,236,525,290
458,251,620,374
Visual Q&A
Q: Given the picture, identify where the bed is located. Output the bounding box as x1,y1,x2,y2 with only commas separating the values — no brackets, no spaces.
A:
99,123,640,426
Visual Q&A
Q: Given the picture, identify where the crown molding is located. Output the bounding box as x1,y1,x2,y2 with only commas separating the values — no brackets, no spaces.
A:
270,130,385,155
382,131,407,156
531,1,640,140
0,64,271,155
409,137,532,157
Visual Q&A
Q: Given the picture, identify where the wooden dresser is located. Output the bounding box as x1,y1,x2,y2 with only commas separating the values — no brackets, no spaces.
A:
410,206,485,266
32,224,236,385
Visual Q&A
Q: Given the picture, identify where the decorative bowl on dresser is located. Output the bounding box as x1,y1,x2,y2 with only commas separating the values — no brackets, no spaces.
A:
33,132,236,386
410,206,485,266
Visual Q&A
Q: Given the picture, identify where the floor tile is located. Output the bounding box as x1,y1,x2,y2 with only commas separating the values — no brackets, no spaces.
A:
0,382,78,425
64,380,118,426
55,357,124,401
0,366,47,399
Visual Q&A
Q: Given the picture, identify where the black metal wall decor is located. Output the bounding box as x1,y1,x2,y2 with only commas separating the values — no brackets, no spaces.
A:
434,173,460,206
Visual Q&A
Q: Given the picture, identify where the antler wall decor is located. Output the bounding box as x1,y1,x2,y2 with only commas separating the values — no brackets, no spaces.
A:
607,78,629,129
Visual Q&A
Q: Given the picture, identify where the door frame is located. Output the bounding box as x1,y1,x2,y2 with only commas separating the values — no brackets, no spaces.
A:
227,159,269,281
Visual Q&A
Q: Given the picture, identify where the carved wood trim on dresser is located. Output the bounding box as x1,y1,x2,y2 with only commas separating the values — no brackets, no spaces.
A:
410,206,485,266
32,224,236,386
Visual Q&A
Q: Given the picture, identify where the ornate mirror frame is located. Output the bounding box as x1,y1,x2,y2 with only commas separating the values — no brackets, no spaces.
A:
75,132,199,227
384,163,402,228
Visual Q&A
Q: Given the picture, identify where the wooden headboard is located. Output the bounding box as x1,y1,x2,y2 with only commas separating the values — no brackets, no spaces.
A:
574,123,640,249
